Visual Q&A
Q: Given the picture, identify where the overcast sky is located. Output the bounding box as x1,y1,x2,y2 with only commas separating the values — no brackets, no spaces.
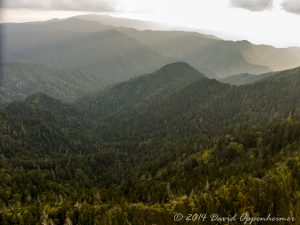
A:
1,0,300,47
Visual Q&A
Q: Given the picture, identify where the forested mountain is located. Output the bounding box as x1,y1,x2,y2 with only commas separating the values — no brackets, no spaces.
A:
146,38,269,77
3,24,171,81
76,64,300,142
0,62,107,102
1,13,300,223
1,18,172,100
222,66,300,86
0,92,95,157
77,15,300,76
221,70,281,86
1,18,111,60
77,62,206,118
1,64,300,224
120,28,300,77
2,15,300,104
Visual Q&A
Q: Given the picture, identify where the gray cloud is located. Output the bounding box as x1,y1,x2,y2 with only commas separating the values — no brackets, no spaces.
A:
2,0,116,12
230,0,273,11
282,0,300,15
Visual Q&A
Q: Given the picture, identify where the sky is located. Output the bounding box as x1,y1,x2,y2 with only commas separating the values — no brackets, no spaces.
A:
1,0,300,47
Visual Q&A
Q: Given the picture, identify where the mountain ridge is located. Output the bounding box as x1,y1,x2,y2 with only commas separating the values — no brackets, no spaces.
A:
75,63,300,141
222,65,300,85
2,16,300,102
76,62,206,119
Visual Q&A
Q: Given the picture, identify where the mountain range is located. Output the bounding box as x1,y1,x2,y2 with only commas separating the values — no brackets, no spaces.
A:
1,61,300,223
2,14,300,102
74,63,300,140
1,14,300,224
2,62,300,143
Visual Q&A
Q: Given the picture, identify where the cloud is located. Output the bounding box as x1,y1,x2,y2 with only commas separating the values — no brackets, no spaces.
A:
230,0,273,11
282,0,300,15
2,0,116,12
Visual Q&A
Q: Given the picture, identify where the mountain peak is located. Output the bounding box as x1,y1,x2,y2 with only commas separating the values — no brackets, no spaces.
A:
25,92,58,103
2,93,79,120
157,62,207,79
25,92,64,109
77,62,207,117
160,62,193,69
1,93,57,115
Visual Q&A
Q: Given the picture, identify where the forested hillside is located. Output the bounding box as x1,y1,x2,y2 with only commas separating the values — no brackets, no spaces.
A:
221,67,300,86
78,63,300,141
120,28,300,77
1,100,300,224
0,62,106,102
2,15,300,103
3,26,170,82
77,62,206,119
1,63,300,224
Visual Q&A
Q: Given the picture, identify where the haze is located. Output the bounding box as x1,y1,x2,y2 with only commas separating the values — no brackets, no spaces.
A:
1,0,300,47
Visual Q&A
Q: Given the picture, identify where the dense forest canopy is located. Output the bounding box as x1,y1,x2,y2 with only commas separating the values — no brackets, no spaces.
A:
1,62,300,224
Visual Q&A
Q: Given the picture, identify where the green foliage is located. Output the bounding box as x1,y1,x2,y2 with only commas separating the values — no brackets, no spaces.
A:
0,62,105,102
78,64,300,142
1,63,300,224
